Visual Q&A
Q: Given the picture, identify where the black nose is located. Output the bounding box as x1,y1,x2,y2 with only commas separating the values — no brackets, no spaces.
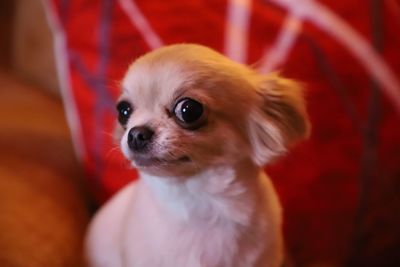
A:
128,126,154,152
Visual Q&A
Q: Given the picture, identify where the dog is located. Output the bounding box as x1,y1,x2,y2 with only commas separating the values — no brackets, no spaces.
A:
85,44,310,267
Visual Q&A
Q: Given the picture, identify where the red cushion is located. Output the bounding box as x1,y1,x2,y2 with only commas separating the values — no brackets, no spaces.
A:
46,0,400,266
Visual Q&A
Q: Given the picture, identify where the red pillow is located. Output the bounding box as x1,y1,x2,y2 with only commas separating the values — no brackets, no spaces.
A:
45,0,400,266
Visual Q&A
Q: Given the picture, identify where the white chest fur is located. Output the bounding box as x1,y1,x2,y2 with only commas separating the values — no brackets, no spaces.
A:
86,166,283,267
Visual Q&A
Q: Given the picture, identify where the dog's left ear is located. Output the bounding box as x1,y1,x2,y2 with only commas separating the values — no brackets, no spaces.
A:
248,74,310,166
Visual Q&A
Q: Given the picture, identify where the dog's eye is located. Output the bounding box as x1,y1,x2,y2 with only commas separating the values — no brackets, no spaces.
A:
116,101,133,126
174,98,204,129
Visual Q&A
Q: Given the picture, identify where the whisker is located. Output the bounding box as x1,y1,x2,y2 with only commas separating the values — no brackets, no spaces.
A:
104,145,121,160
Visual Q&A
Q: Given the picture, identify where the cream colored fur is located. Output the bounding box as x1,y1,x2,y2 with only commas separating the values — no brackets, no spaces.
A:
85,44,310,267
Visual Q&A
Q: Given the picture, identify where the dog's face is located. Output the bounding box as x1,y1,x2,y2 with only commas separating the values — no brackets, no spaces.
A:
116,44,310,177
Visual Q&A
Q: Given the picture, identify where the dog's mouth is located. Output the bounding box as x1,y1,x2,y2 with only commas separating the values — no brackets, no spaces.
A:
132,155,191,167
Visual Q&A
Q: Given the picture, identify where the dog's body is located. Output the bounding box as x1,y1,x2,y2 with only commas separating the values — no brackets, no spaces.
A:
87,165,283,267
86,44,309,267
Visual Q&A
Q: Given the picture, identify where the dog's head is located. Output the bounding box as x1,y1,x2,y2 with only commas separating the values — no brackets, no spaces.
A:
116,44,310,177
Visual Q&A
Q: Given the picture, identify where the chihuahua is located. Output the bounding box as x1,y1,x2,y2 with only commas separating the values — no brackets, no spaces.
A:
85,44,310,267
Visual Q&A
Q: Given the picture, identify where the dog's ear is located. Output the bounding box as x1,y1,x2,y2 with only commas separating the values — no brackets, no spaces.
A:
248,74,310,166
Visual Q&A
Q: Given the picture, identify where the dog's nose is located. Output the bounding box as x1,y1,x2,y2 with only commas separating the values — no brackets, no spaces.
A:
128,126,154,152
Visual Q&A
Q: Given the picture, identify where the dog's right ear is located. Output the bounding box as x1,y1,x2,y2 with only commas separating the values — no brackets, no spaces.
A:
248,75,310,166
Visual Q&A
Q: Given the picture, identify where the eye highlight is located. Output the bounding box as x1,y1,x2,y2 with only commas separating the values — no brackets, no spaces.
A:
174,98,205,129
116,100,133,126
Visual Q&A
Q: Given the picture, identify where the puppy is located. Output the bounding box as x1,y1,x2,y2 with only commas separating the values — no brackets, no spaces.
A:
85,44,310,267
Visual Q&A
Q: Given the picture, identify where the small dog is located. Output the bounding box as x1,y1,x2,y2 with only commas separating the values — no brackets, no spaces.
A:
85,44,310,267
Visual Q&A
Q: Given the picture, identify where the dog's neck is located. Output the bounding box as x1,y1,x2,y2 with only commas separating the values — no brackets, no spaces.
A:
139,159,262,224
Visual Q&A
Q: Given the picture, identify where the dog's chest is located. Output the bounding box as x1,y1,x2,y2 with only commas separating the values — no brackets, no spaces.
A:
120,184,262,267
123,218,239,267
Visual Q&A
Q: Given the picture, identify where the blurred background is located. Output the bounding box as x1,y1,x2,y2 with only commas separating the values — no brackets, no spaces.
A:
0,1,89,267
0,0,399,267
0,0,59,92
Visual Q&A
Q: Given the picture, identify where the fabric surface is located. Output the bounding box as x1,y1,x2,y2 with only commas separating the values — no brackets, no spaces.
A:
0,70,89,267
44,0,400,266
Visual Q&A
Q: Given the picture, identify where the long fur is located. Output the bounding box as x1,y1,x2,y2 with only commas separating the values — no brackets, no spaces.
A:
85,44,310,267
